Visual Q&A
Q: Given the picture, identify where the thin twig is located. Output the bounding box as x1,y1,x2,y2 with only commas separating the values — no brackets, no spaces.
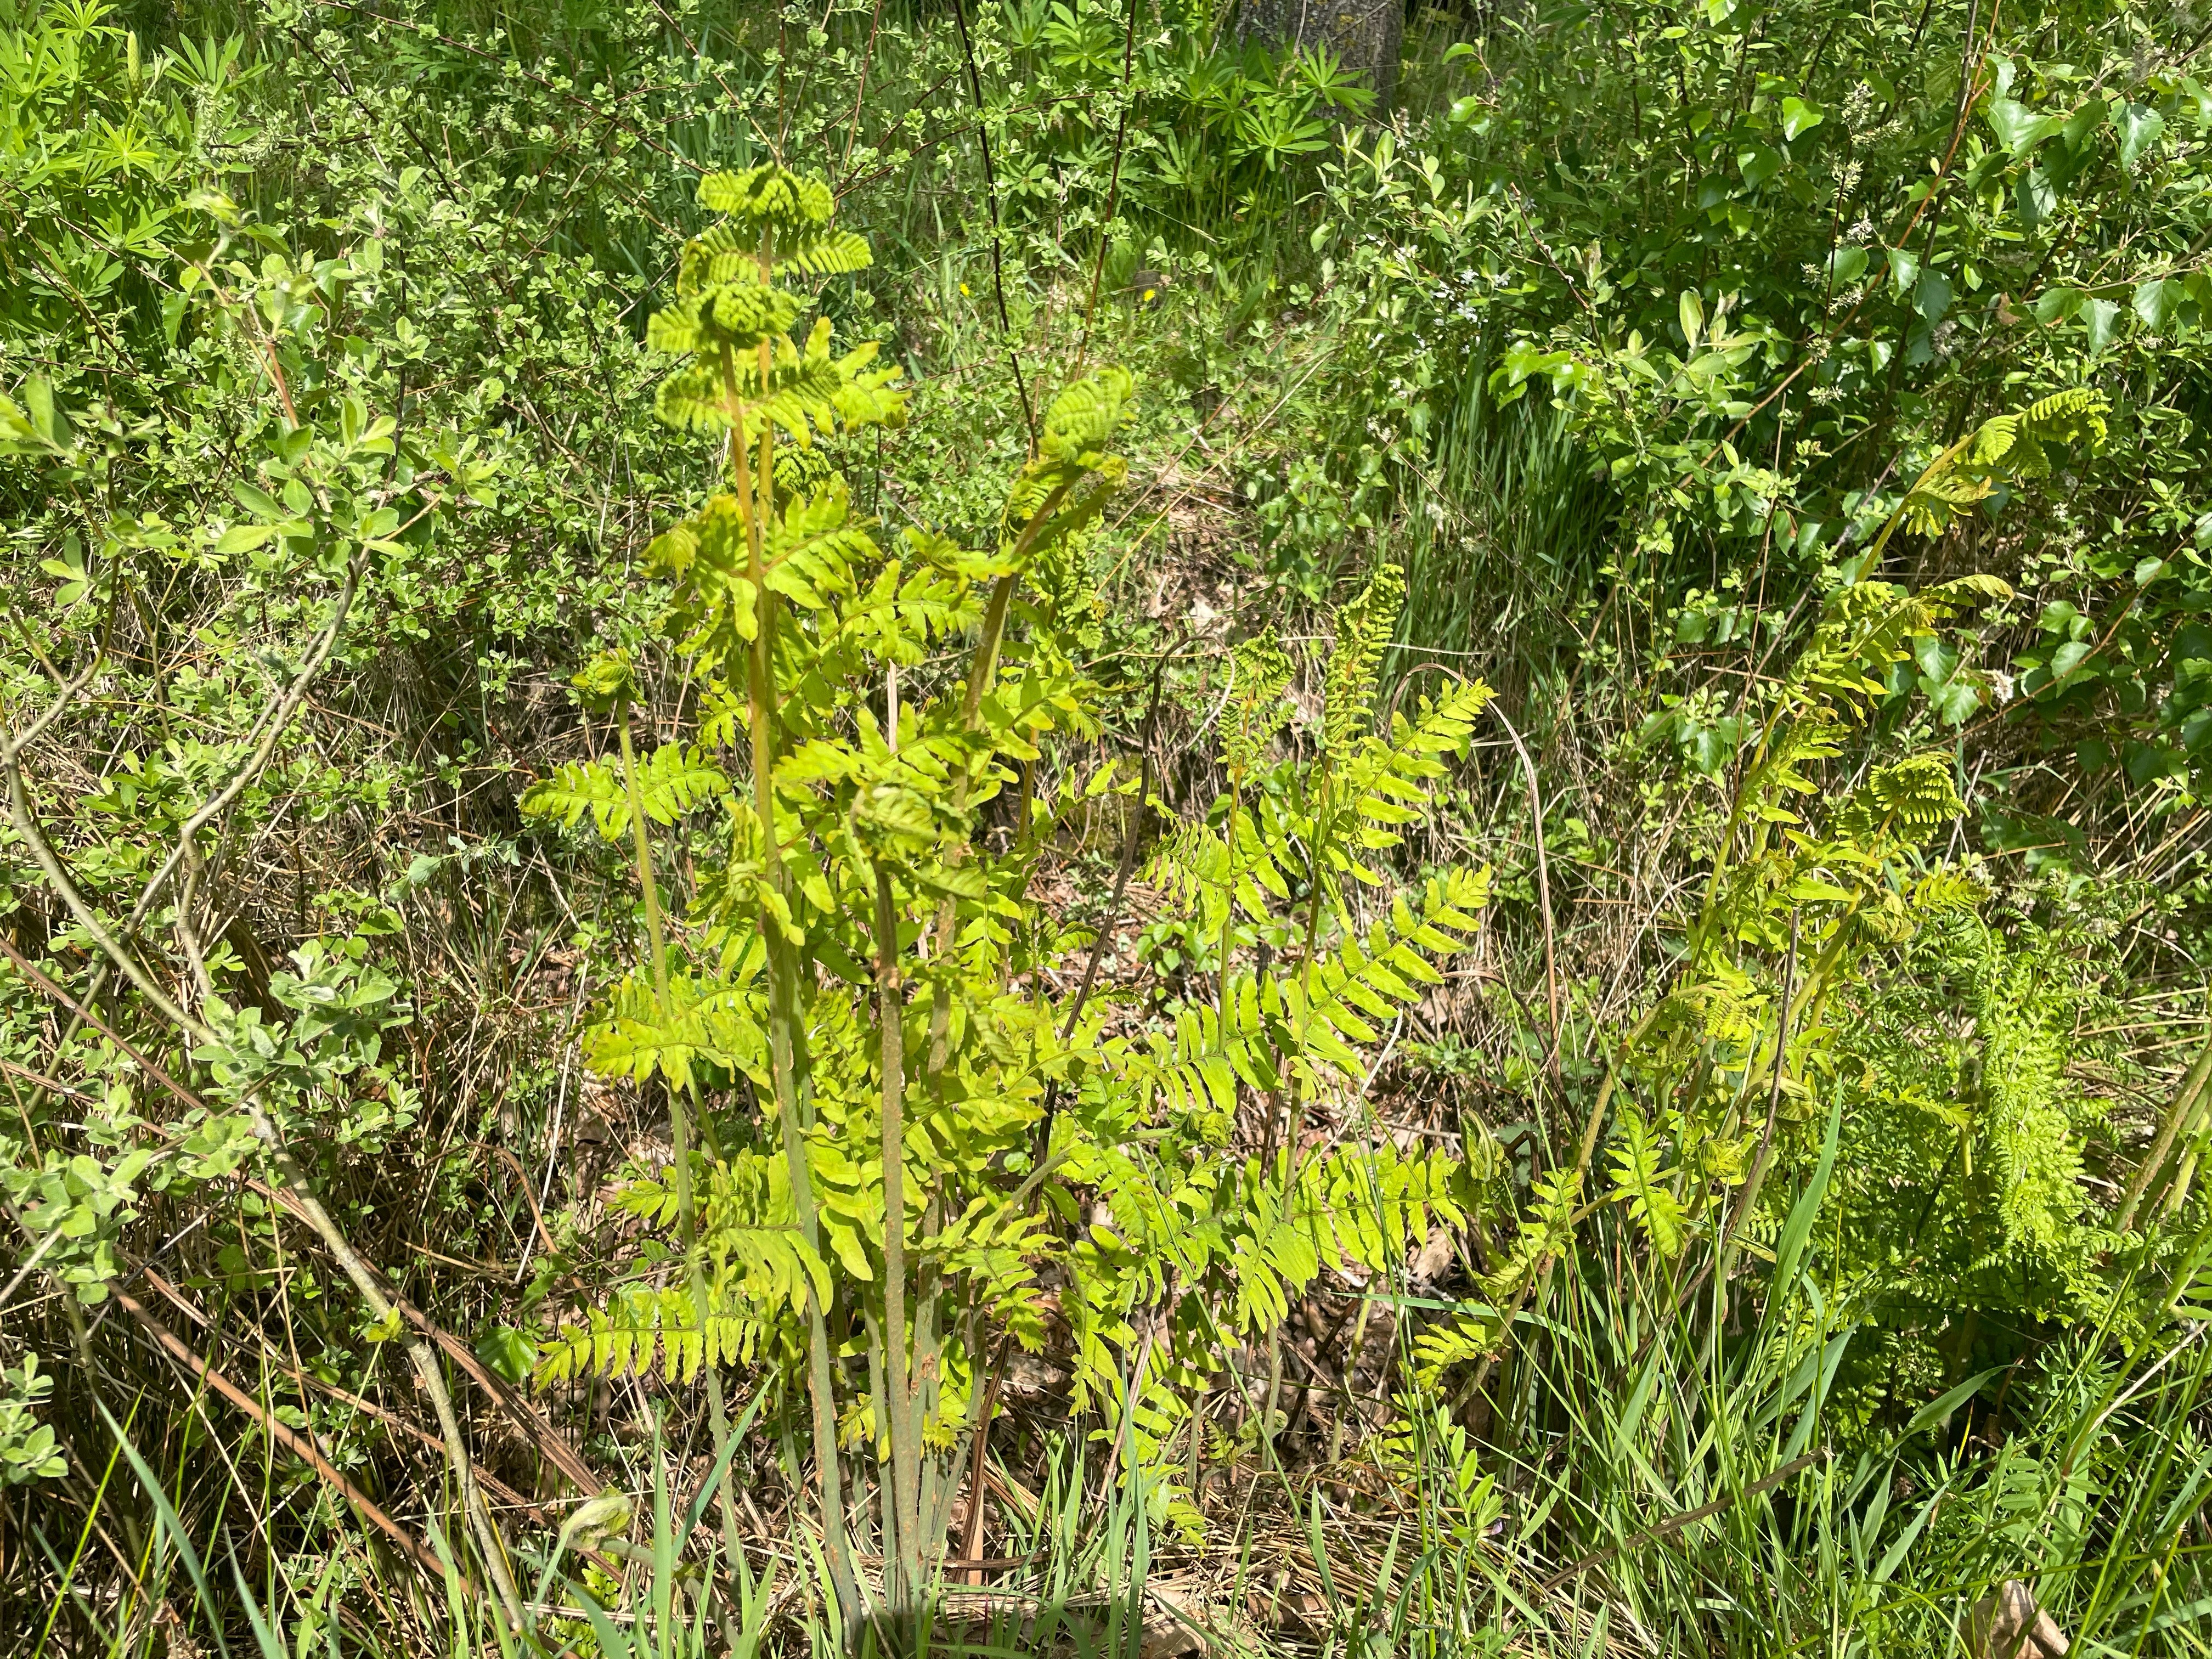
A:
947,0,1037,453
1077,0,1143,365
1029,633,1184,1169
1492,701,1564,1090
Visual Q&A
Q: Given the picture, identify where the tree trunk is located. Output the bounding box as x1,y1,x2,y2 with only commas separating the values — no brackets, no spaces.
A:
1238,0,1403,111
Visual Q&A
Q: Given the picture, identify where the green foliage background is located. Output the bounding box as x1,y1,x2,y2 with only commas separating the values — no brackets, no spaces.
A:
3,0,2212,1653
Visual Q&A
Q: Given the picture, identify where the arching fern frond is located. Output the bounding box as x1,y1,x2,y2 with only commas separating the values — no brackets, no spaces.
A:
537,1280,758,1384
1836,753,1963,847
763,479,877,610
1289,866,1489,1072
1608,1104,1686,1257
1003,368,1135,545
521,758,625,840
1221,633,1295,781
1892,388,2107,541
520,744,728,843
1483,1167,1581,1304
1793,580,2010,716
1323,562,1406,754
583,968,765,1091
657,318,905,441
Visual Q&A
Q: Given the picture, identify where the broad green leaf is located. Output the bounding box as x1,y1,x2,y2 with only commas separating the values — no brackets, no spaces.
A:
2084,297,2121,353
213,524,273,555
1914,270,1953,323
1737,145,1783,189
2033,286,2085,325
2118,100,2165,167
1986,97,2062,155
2134,276,2182,329
1781,95,1824,139
2062,99,2109,148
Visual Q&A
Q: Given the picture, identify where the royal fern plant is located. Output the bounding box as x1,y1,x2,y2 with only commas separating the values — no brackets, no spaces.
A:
520,165,1502,1621
1413,390,2115,1391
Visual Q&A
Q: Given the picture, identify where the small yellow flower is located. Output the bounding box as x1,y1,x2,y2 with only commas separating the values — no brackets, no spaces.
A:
959,282,970,295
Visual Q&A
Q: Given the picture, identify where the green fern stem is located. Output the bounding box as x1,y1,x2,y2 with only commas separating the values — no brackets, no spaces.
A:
919,478,1075,1082
1864,425,1979,566
612,704,749,1615
1262,754,1342,1451
1281,752,1344,1182
890,480,1080,1562
724,349,863,1626
1704,921,1801,1323
1685,702,1795,974
2119,1032,2212,1230
1218,783,1243,1021
873,861,923,1604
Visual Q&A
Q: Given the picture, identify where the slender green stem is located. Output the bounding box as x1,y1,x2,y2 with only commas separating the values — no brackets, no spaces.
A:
873,863,923,1604
727,385,862,1629
2120,1030,2212,1230
1261,758,1340,1454
612,704,746,1633
1218,784,1241,1019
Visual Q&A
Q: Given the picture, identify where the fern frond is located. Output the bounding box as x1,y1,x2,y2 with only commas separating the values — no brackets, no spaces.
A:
1483,1168,1581,1302
1898,389,2107,539
520,758,626,839
1292,867,1488,1071
1899,465,1999,539
1413,1307,1500,1389
1039,366,1136,459
688,168,872,279
1305,1142,1466,1277
697,164,834,229
763,480,877,610
648,272,804,355
1002,368,1133,545
1385,677,1496,757
1144,804,1293,926
1647,965,1763,1046
1323,563,1406,753
774,229,873,278
535,1282,763,1384
523,744,726,843
1221,633,1295,780
656,319,907,441
2008,387,2109,475
640,743,730,823
1910,865,1988,915
1130,995,1269,1129
1609,1105,1686,1257
1836,753,1963,846
584,968,765,1091
1793,580,2002,717
1335,679,1495,855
